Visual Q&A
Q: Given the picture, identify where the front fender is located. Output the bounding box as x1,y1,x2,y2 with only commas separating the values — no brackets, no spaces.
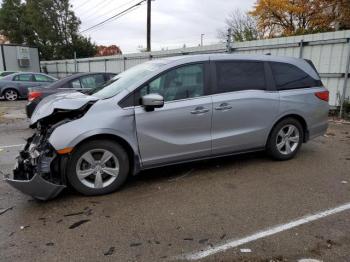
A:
68,128,138,153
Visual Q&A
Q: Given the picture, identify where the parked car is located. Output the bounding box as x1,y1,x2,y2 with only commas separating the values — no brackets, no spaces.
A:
0,72,57,101
0,71,17,78
6,54,329,200
26,72,116,118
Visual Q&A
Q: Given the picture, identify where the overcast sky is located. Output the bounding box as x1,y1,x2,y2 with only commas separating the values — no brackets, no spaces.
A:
71,0,256,53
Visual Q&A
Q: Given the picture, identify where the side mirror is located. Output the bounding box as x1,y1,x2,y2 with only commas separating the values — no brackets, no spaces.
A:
141,93,164,111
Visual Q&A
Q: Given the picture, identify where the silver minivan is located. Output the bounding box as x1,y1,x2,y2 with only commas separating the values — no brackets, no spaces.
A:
6,54,329,200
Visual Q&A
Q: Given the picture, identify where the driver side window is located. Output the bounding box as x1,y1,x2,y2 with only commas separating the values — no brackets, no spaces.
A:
138,63,204,103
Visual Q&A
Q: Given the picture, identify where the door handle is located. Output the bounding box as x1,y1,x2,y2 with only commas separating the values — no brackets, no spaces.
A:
215,103,232,111
191,107,210,114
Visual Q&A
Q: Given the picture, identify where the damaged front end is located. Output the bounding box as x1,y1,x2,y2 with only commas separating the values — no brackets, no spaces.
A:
6,128,67,201
5,93,98,200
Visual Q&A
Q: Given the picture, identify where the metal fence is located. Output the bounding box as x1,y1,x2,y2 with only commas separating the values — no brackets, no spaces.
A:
41,30,350,108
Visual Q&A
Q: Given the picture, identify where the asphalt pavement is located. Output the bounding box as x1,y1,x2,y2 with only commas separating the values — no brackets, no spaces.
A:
0,101,350,262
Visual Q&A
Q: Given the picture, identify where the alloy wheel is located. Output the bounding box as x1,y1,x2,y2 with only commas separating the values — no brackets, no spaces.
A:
76,149,120,189
276,124,300,155
5,90,18,101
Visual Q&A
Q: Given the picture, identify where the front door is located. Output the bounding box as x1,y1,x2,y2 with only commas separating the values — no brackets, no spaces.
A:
135,63,213,167
211,60,280,154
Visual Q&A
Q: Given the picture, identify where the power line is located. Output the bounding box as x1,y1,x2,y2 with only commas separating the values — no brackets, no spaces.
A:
80,0,139,25
80,0,146,33
77,0,115,20
81,6,143,34
73,0,94,11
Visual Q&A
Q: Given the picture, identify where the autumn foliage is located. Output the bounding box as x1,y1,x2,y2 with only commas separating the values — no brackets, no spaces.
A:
250,0,350,37
95,45,122,57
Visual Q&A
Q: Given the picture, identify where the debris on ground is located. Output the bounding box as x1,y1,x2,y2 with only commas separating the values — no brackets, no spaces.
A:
298,259,323,262
240,248,252,253
68,219,90,229
104,246,115,256
0,206,13,215
168,168,195,182
341,180,348,184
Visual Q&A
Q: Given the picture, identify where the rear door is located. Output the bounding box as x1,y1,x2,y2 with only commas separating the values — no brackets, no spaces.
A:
66,74,107,93
211,60,280,155
134,63,213,167
80,74,106,90
13,73,38,97
33,74,55,86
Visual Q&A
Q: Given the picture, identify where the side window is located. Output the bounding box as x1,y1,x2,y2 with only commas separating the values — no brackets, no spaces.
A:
80,74,105,89
270,62,320,90
215,61,266,94
70,79,81,89
138,64,204,103
34,74,54,82
13,74,33,82
106,73,117,80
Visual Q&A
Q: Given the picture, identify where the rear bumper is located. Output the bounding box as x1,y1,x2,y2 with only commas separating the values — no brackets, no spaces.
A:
309,121,329,140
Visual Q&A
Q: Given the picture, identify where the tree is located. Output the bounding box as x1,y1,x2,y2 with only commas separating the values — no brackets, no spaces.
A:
218,9,262,42
0,0,97,60
0,0,26,44
249,0,350,37
96,45,122,57
334,0,350,30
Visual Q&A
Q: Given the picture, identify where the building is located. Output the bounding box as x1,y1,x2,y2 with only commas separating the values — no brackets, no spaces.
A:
0,44,40,72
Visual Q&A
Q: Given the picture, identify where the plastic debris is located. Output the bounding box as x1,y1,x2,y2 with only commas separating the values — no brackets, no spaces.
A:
298,259,323,262
0,206,13,216
240,248,252,253
341,180,348,184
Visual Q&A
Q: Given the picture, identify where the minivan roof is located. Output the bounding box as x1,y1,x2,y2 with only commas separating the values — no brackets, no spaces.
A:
156,54,320,80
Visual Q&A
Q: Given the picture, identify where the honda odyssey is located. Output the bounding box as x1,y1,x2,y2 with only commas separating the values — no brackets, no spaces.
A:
6,54,329,200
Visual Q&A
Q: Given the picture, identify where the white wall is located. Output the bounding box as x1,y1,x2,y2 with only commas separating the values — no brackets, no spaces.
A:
0,45,40,72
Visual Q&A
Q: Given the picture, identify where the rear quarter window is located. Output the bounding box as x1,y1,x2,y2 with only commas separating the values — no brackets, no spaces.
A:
270,62,321,90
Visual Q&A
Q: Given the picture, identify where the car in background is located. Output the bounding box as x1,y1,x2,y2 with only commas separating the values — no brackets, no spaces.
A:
0,72,57,101
26,72,116,118
0,71,17,78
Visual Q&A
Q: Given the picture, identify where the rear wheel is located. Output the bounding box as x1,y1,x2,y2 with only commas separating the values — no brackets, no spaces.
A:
266,118,303,160
4,89,19,101
67,140,129,196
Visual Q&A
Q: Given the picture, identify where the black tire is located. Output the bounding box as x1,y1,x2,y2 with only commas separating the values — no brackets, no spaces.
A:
4,88,19,101
266,118,304,161
67,139,129,196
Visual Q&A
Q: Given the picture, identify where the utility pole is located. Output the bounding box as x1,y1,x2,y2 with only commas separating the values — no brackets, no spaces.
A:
146,0,151,52
226,28,232,53
74,51,77,73
201,34,204,47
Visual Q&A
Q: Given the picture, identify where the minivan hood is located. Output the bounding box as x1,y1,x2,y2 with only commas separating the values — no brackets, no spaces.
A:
31,92,99,125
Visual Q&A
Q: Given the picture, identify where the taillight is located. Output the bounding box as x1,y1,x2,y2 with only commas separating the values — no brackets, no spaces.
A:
28,91,42,102
315,90,329,102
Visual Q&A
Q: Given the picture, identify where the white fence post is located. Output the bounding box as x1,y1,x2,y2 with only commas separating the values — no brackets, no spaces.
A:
339,39,350,118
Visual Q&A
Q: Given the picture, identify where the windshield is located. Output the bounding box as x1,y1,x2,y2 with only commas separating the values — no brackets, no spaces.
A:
92,61,166,99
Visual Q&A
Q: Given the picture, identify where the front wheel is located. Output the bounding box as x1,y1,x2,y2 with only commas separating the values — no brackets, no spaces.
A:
67,140,129,196
266,118,303,160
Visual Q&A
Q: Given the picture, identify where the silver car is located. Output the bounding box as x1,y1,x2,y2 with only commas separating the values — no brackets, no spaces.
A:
0,72,57,101
6,54,329,200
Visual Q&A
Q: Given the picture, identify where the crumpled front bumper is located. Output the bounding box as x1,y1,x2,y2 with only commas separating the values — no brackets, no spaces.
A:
6,172,65,201
4,139,67,201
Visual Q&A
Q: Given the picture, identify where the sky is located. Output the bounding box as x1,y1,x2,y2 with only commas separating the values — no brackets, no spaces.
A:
71,0,256,54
